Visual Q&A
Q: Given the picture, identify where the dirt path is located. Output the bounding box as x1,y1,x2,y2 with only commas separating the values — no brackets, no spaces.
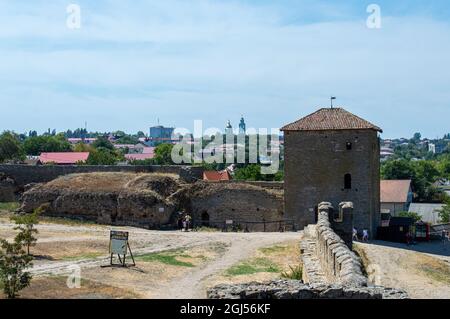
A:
356,241,450,299
150,233,300,299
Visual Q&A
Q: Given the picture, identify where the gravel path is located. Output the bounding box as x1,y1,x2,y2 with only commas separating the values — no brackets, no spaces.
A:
150,232,300,299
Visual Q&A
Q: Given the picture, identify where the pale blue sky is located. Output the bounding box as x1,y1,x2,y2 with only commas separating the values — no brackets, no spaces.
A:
0,0,449,138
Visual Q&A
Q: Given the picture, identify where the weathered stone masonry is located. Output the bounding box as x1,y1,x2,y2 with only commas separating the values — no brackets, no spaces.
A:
0,164,204,188
301,202,366,287
208,201,408,299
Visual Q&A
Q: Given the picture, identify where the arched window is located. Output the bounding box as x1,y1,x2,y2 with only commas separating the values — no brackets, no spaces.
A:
344,174,352,190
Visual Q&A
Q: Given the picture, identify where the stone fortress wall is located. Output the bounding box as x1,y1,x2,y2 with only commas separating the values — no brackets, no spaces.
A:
208,201,408,299
301,202,367,287
0,164,204,188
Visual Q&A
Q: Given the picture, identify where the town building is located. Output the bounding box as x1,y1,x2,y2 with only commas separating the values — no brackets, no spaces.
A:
203,170,232,181
408,203,445,225
148,125,176,146
38,152,90,165
281,107,382,237
380,180,413,216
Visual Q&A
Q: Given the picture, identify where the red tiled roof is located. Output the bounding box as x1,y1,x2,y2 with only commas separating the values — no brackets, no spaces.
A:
125,153,155,161
380,180,412,203
39,152,90,164
203,170,231,181
142,147,155,154
281,108,382,132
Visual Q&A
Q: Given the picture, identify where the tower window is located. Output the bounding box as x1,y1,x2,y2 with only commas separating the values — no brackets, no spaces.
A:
344,174,352,190
346,142,352,150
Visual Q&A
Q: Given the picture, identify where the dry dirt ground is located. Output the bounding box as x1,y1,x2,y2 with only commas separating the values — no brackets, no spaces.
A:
0,212,301,299
355,241,450,299
2,208,450,299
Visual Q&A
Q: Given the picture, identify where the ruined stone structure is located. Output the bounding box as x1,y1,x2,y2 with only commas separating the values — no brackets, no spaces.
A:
177,182,285,231
208,201,408,299
281,107,382,237
301,202,366,287
207,280,408,299
20,173,181,228
19,172,285,231
0,164,204,191
0,172,18,202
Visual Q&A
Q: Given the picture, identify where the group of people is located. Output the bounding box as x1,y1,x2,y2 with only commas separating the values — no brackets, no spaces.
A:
177,212,192,232
352,228,369,242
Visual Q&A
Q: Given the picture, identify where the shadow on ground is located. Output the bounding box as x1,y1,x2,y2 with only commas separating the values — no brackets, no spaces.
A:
360,239,450,258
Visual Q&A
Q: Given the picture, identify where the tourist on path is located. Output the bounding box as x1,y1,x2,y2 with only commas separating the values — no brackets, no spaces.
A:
362,229,369,242
352,228,358,241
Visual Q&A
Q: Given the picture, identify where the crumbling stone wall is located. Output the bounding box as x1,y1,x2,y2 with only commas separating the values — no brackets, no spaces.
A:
20,173,179,228
19,173,285,231
207,280,408,299
0,172,18,202
309,202,367,287
174,182,285,231
208,280,408,299
0,164,203,190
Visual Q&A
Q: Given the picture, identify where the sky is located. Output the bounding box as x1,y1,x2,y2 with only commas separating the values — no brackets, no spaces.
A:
0,0,449,139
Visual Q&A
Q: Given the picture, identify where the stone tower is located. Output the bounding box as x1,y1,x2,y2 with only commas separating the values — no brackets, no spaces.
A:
281,107,382,237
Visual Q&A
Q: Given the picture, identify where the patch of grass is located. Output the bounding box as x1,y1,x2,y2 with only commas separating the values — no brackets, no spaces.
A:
135,250,195,267
281,265,303,280
0,202,19,212
39,216,97,227
209,242,229,254
62,252,104,261
226,258,280,276
194,226,220,232
418,258,450,285
259,245,289,254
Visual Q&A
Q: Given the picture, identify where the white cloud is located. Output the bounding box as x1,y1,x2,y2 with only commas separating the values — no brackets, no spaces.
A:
0,1,449,138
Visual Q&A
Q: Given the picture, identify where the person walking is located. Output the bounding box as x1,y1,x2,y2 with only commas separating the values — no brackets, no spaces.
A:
362,229,369,242
184,214,192,232
352,227,359,241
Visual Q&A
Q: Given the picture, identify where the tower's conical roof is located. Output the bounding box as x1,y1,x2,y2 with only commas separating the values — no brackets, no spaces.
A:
281,108,382,132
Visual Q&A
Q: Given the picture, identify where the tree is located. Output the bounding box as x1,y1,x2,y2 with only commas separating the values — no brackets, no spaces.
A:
87,148,122,165
381,159,414,180
234,164,283,181
398,211,422,223
0,132,25,163
412,132,422,143
0,239,33,299
115,135,139,145
153,144,175,165
439,197,450,223
11,209,41,256
73,143,93,153
92,137,114,150
23,135,71,156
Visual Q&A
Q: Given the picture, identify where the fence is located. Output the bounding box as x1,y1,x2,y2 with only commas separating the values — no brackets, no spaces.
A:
430,223,450,238
191,219,297,232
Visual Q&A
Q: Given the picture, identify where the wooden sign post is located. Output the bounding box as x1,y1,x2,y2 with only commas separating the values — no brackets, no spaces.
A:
104,230,135,267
